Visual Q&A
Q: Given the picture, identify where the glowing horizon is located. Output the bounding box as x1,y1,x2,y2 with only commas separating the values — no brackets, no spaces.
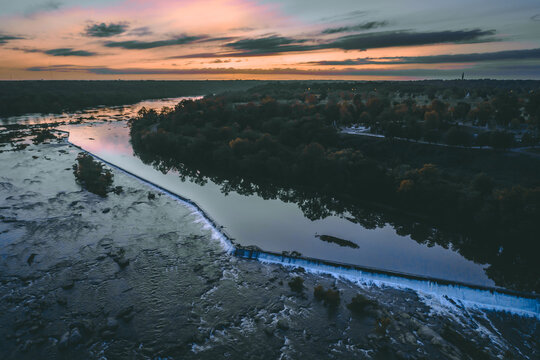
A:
1,0,539,80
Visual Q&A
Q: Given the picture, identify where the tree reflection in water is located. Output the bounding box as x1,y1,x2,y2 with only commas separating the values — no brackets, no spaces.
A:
132,146,537,293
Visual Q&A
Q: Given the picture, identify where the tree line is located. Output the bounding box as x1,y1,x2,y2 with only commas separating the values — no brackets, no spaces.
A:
0,80,260,118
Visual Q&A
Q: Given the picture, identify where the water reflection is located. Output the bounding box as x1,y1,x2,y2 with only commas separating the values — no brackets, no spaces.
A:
1,97,198,126
63,121,495,288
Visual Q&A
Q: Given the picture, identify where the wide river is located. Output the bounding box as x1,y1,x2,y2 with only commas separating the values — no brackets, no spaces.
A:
4,97,495,288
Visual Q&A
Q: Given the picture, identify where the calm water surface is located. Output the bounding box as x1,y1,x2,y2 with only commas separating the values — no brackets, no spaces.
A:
6,96,494,287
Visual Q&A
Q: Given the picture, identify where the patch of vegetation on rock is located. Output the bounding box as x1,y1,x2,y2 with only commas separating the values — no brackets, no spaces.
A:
374,317,392,336
73,153,114,197
32,129,57,144
313,285,340,307
346,294,377,315
288,277,304,292
442,325,491,360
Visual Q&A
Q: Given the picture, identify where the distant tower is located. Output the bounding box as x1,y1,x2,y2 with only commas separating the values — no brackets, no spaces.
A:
461,72,465,80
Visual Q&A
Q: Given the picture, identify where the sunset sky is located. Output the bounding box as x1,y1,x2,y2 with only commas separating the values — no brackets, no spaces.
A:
1,0,539,80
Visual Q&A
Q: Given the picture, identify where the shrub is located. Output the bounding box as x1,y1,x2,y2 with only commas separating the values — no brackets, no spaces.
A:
313,285,325,300
73,153,114,197
374,317,392,336
324,289,340,307
288,277,304,292
313,285,340,307
347,294,376,314
32,129,57,144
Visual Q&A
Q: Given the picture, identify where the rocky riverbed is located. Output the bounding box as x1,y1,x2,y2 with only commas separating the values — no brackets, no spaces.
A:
0,137,538,359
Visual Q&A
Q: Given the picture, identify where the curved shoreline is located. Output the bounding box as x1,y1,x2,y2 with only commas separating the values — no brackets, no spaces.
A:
54,128,540,317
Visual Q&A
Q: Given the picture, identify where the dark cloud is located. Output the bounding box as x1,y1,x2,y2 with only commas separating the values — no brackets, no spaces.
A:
24,1,62,17
174,29,495,58
224,35,316,54
44,48,98,56
104,35,205,49
11,47,97,56
306,59,375,66
170,52,229,59
0,35,24,45
322,21,388,34
10,47,41,53
532,14,540,22
308,48,540,66
197,36,238,43
381,48,540,64
319,10,367,23
128,27,153,36
85,22,129,37
327,29,495,50
227,35,299,49
27,65,77,71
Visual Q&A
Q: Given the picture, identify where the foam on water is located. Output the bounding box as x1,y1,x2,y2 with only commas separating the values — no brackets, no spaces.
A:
253,252,539,318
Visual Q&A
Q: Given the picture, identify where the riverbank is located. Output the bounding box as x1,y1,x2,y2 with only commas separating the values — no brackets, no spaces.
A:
0,80,260,118
0,134,538,359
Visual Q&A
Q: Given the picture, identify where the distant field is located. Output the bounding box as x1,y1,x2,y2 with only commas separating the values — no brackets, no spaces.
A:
0,80,262,117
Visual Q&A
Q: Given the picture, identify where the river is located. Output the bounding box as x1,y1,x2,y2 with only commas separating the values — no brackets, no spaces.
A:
2,96,498,288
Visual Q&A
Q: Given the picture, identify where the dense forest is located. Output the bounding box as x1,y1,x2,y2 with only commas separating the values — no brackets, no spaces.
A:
233,80,540,147
129,88,540,292
0,80,261,117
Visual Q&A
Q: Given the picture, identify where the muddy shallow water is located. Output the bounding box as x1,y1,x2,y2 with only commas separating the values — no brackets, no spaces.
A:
0,140,538,359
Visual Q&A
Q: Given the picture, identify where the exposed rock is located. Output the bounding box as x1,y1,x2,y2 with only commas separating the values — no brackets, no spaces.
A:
115,257,130,268
264,325,275,337
116,305,134,321
418,325,439,341
430,335,445,347
193,264,204,273
107,247,130,268
58,331,70,349
69,328,82,345
277,319,289,330
106,317,118,330
101,330,115,339
404,332,416,345
61,280,74,290
400,312,411,320
20,340,33,352
56,296,67,306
